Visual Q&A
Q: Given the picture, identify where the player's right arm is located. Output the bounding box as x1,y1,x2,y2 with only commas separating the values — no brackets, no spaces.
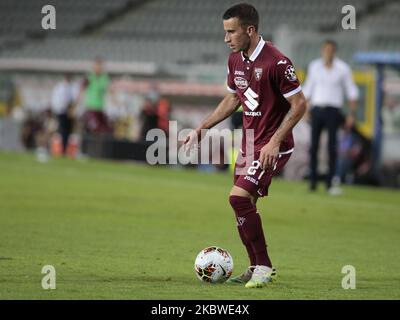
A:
184,92,240,147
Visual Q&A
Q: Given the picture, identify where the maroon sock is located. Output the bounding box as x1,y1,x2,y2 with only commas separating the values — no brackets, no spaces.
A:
237,225,257,266
229,195,272,267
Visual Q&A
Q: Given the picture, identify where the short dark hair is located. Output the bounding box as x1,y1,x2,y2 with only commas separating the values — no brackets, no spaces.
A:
223,3,259,32
323,39,337,50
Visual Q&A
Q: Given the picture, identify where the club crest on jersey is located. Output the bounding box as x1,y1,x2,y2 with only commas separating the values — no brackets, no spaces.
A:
234,77,248,90
285,65,297,81
254,67,263,81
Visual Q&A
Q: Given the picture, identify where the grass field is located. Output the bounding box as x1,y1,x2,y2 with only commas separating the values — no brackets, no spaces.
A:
0,152,399,300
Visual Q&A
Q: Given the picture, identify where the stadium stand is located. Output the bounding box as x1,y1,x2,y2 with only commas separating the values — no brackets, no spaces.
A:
1,0,399,71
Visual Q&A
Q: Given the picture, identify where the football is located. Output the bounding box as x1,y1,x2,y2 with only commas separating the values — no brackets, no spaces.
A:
194,246,234,283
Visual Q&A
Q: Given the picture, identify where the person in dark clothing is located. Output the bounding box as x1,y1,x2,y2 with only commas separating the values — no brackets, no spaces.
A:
303,40,359,194
51,74,75,154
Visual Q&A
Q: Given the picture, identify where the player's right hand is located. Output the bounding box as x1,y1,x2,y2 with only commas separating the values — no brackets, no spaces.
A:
259,140,280,171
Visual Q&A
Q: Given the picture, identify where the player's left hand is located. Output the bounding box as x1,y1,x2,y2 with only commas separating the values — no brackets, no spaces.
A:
259,141,280,170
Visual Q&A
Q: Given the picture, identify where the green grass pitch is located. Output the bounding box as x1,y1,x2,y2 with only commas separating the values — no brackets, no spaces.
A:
0,152,399,299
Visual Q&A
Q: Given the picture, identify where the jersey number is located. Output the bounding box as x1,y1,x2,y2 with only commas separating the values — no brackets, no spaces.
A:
247,160,265,180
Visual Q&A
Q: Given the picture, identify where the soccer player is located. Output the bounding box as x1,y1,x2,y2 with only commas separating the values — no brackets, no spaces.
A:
185,3,306,288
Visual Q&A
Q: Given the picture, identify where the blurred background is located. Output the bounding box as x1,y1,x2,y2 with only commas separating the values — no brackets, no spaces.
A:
1,0,400,189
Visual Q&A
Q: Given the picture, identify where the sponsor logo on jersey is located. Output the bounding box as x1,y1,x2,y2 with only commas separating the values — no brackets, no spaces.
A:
285,65,297,81
234,70,245,75
254,67,263,81
243,87,259,111
277,59,287,65
234,77,249,90
244,111,262,117
244,175,259,185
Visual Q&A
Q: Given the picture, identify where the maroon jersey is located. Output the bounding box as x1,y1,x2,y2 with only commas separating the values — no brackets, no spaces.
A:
227,38,301,154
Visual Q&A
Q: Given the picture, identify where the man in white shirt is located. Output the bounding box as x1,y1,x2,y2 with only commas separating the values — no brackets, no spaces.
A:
303,40,359,193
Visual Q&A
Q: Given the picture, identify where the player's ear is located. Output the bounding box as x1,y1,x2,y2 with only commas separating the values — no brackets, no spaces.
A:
246,25,255,36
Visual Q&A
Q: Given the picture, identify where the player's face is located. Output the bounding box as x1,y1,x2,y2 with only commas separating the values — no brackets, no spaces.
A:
223,17,251,53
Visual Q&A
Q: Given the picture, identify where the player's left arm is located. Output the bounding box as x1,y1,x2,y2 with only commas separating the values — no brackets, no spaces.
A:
259,91,307,170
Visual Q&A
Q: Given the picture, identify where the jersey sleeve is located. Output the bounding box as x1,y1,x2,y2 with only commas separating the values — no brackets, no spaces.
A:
226,57,236,93
275,57,302,99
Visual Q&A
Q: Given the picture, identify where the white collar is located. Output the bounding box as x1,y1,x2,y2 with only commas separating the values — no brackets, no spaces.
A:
241,36,265,62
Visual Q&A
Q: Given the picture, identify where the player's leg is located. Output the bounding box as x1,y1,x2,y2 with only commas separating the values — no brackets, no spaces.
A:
326,108,341,192
232,187,257,264
58,113,69,155
310,107,323,191
227,185,275,286
229,186,272,268
226,186,256,283
228,156,259,283
229,152,292,287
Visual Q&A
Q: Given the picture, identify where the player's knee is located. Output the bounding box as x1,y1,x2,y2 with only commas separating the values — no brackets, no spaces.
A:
229,195,253,211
